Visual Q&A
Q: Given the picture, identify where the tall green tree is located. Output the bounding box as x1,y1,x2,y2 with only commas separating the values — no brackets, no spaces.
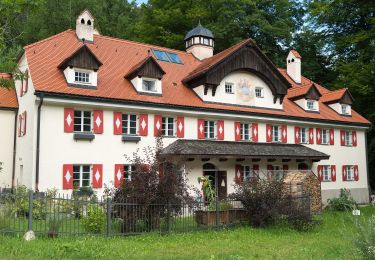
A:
309,0,375,188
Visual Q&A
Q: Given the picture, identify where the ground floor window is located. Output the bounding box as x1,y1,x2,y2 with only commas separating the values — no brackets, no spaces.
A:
73,165,91,188
123,165,133,181
346,165,354,181
322,165,331,181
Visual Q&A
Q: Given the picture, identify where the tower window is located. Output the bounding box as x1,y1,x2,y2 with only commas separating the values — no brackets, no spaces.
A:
81,18,85,24
87,20,91,26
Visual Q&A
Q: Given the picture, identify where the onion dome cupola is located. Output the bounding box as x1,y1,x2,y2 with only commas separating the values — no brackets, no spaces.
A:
184,21,214,60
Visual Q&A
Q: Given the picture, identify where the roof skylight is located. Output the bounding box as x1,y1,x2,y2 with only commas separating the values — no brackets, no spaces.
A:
152,49,182,64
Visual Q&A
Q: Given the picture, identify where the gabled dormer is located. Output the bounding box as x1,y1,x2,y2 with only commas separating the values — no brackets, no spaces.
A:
288,84,321,112
183,39,291,110
125,55,165,95
321,88,354,116
58,45,103,89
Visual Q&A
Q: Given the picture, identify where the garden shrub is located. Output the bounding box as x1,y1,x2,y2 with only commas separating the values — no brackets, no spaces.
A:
232,180,316,230
327,189,357,211
354,214,375,259
82,205,106,233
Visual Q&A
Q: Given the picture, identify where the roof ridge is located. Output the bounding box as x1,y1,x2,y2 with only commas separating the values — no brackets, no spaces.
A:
94,33,190,55
24,29,75,49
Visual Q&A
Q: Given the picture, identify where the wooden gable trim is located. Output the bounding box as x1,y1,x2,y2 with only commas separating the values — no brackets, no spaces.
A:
305,84,322,100
125,56,165,80
183,41,291,98
340,90,354,105
58,44,103,71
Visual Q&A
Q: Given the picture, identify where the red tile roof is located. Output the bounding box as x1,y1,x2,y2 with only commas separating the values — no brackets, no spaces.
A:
0,73,18,109
291,50,302,59
24,30,370,126
320,88,349,103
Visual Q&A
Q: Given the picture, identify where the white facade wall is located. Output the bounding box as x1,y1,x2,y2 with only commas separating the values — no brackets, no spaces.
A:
194,71,282,109
33,98,369,203
0,110,16,187
13,54,38,189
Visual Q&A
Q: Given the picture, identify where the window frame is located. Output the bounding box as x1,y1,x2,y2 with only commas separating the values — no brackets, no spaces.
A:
161,116,176,137
321,128,329,145
272,125,281,142
300,127,308,144
240,123,252,141
225,82,234,94
322,165,331,182
346,165,354,181
142,78,157,92
344,131,353,146
73,165,91,188
204,120,216,139
255,87,264,98
123,165,133,181
341,104,349,115
243,165,253,181
74,69,91,85
73,110,92,133
306,100,316,111
122,113,138,135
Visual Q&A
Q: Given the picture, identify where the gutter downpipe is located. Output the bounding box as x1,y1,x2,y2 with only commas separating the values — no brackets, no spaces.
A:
11,108,19,190
35,94,44,192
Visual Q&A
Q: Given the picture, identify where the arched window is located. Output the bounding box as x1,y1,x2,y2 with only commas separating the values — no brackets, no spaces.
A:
203,163,216,171
87,20,92,26
81,18,85,24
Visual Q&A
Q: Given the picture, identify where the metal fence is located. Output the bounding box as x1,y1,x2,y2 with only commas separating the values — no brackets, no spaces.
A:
0,190,249,237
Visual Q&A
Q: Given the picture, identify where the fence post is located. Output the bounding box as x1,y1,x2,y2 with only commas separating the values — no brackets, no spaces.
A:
215,171,219,227
106,198,111,237
28,191,33,231
166,199,171,234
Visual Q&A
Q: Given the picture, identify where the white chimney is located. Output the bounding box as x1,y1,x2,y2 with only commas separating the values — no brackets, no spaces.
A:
76,10,96,42
286,50,302,84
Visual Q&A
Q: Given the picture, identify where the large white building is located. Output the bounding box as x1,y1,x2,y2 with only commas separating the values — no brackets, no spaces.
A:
0,10,371,203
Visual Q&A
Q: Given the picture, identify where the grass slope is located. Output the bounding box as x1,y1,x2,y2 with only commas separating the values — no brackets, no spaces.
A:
0,207,373,260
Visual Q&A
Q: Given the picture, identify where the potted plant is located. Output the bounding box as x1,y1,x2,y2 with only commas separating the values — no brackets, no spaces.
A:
195,176,246,226
48,218,60,238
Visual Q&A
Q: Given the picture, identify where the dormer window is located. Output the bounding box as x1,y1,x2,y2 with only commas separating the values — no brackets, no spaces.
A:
341,104,349,115
74,70,90,84
142,78,157,92
306,100,316,111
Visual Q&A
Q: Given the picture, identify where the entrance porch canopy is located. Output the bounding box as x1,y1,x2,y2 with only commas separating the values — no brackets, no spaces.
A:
160,140,329,161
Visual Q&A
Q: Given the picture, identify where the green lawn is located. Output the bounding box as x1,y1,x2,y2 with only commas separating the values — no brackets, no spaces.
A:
0,206,373,259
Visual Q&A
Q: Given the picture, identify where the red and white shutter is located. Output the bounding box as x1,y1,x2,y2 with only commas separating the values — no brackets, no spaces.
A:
24,69,28,95
63,164,73,189
340,130,345,146
309,128,314,144
331,165,336,182
114,164,124,188
93,110,104,134
354,165,359,181
176,116,184,138
342,165,347,181
294,127,300,144
197,119,205,139
281,125,287,143
252,123,258,142
235,164,243,184
217,120,224,140
18,114,22,137
154,115,162,137
266,124,273,142
113,112,122,135
64,108,74,133
92,164,103,188
138,114,148,136
329,129,335,145
317,165,323,182
316,128,322,144
234,122,241,141
352,131,357,146
23,111,27,136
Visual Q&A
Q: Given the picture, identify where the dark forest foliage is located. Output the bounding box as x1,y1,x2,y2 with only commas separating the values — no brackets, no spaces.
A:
0,0,373,188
